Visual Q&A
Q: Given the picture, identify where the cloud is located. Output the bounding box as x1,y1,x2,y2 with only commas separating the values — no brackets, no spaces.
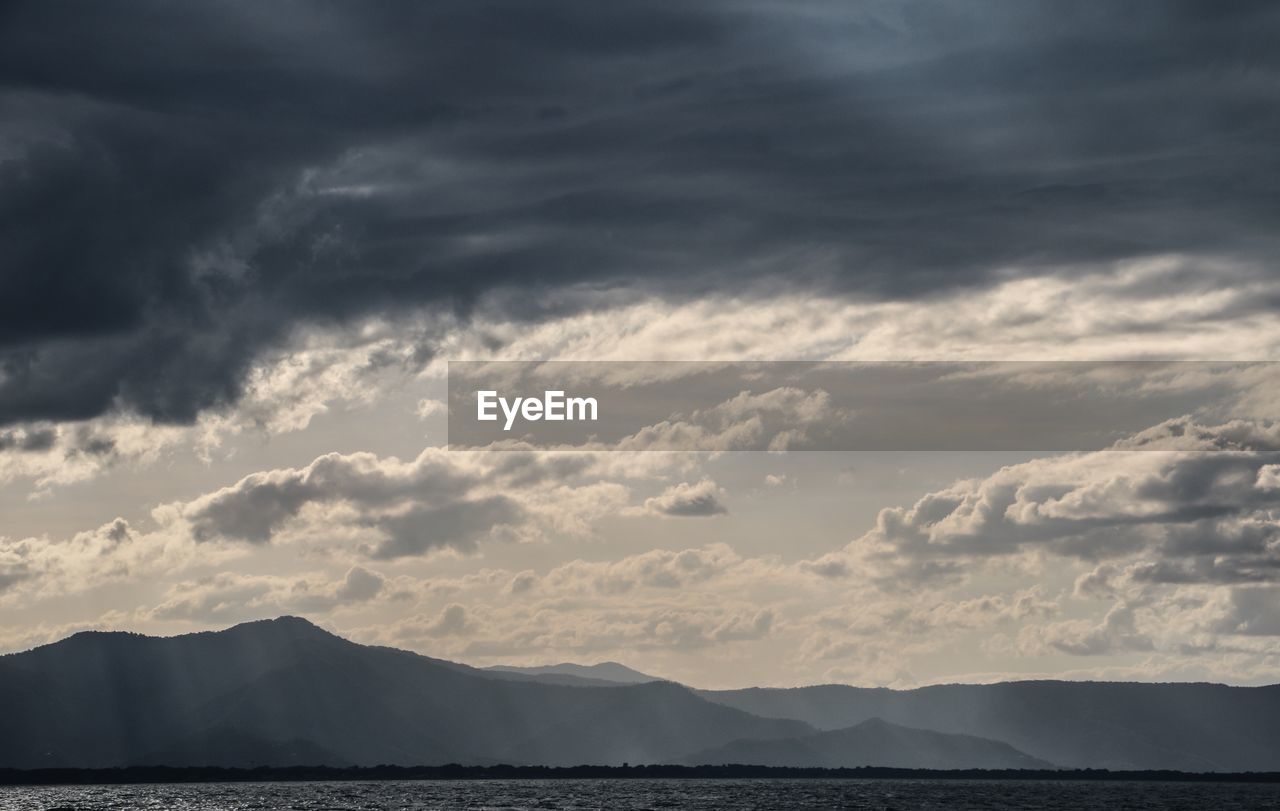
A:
158,445,718,560
619,388,850,452
803,418,1280,588
0,427,54,452
808,588,1058,642
0,517,180,603
147,566,387,623
335,565,386,602
4,2,1280,424
454,604,778,658
392,604,473,641
342,542,802,663
0,315,459,493
0,445,699,610
542,543,748,595
415,399,446,419
1211,588,1280,637
0,417,192,492
641,480,728,517
5,254,1280,495
362,498,524,559
780,416,1280,678
0,611,136,656
175,449,524,556
1035,603,1154,657
801,557,853,579
507,570,537,595
453,258,1280,366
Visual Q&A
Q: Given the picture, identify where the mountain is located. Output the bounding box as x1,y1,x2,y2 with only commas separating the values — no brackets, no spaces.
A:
8,617,1280,772
486,661,659,685
0,617,808,768
684,718,1052,769
699,681,1280,771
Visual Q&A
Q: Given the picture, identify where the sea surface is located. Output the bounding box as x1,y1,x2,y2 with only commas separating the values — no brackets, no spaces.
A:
3,779,1280,811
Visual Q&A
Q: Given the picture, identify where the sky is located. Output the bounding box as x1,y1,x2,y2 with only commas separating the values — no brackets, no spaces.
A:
2,0,1280,689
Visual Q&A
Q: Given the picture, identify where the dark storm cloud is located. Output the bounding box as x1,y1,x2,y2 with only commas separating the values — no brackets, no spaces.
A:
2,0,1278,423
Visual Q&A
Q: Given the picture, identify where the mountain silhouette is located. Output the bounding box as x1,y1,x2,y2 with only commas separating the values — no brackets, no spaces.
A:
684,717,1052,769
5,617,1280,771
700,681,1280,771
0,617,805,768
486,661,659,685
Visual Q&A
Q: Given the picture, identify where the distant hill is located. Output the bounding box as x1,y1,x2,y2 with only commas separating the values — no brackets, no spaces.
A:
684,717,1051,769
486,661,659,685
699,681,1280,771
0,617,807,768
6,617,1280,772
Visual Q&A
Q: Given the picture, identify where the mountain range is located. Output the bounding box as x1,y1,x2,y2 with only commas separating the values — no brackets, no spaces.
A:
2,617,1277,772
485,661,658,686
682,718,1051,769
700,681,1280,771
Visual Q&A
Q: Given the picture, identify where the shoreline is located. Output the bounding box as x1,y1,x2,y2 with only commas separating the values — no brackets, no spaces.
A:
5,764,1280,786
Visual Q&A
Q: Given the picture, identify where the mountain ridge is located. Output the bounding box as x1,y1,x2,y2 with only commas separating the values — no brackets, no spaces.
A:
684,717,1053,769
0,616,807,769
486,661,660,685
699,680,1280,771
6,617,1280,772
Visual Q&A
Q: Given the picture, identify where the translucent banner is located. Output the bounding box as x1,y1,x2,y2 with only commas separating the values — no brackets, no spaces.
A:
447,361,1277,451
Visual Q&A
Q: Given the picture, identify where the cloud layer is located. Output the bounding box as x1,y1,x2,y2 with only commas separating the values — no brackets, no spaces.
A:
4,1,1280,423
4,2,1280,691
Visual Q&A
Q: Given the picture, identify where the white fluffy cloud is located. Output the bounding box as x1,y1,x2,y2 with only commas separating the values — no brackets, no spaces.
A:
640,480,728,517
169,448,642,559
805,418,1280,590
0,516,219,604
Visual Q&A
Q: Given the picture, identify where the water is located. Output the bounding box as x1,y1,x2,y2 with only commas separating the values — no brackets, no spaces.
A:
3,779,1279,811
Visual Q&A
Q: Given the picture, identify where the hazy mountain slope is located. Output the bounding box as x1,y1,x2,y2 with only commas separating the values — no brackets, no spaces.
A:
478,669,631,688
486,662,659,685
0,617,808,768
495,681,798,766
0,617,356,767
685,717,1052,769
386,647,620,687
699,681,1280,771
9,617,1280,771
187,645,805,767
